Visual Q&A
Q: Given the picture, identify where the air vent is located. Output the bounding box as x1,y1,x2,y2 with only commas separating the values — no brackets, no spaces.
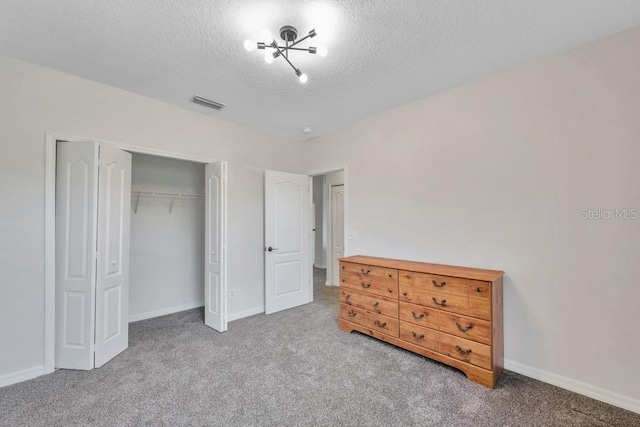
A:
191,95,226,111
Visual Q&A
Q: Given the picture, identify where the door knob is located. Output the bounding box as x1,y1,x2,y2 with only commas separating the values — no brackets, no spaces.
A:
267,247,279,252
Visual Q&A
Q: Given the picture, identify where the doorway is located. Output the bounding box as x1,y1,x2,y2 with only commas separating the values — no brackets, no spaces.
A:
310,168,346,290
44,133,228,373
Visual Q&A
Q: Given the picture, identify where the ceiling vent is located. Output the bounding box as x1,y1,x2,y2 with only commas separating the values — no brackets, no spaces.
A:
191,95,226,111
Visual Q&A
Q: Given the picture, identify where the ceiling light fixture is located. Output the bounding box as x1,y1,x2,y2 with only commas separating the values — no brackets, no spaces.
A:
244,25,327,83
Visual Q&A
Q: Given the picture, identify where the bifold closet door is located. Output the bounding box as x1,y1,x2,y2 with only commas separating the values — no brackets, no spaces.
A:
330,185,344,286
55,141,99,370
204,161,227,332
56,141,131,370
94,144,131,367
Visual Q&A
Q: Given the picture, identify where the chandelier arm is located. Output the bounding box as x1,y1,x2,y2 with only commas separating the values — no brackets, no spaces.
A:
261,45,310,52
282,46,314,52
287,33,312,49
272,43,299,74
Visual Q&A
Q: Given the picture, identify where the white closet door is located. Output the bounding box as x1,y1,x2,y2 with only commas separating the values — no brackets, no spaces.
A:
330,184,344,286
204,161,227,332
264,170,311,314
55,141,99,370
94,144,132,367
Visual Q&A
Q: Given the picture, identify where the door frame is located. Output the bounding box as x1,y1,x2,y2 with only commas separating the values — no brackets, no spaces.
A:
44,131,228,374
307,164,349,289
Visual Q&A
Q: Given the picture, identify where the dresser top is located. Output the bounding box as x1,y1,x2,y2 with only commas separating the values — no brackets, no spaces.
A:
339,255,504,282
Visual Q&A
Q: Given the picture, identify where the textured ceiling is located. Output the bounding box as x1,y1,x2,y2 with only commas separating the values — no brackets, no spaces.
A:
1,1,640,141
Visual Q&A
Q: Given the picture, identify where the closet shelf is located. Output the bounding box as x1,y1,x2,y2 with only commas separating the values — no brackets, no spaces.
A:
131,190,203,214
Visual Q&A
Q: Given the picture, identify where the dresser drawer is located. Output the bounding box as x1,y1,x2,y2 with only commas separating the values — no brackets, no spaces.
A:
365,294,398,318
340,303,367,326
468,297,491,321
365,312,399,337
399,301,439,330
340,271,362,290
439,333,492,370
400,321,439,351
439,312,491,345
340,288,367,310
341,262,398,282
400,285,468,315
400,271,468,297
469,280,491,301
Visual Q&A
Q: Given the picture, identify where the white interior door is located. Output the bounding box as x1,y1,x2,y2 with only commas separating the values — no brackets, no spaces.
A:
204,161,227,332
264,170,311,314
330,184,345,286
94,144,131,367
55,141,99,370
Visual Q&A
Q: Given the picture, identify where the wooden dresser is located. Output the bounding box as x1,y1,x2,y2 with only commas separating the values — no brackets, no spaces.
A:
339,255,504,388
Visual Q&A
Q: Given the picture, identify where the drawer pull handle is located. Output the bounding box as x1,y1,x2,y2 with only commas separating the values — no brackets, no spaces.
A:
455,345,472,356
402,292,408,297
373,302,380,313
388,288,393,293
456,322,473,332
361,269,371,275
411,311,425,320
345,294,351,305
412,331,425,340
388,273,393,278
432,279,446,288
362,283,371,289
348,310,357,318
432,297,447,307
476,287,483,293
374,320,387,328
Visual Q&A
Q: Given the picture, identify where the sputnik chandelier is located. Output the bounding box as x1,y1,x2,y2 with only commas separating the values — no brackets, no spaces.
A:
244,25,327,83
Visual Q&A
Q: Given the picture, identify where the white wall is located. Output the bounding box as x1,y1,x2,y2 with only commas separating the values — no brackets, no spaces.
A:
0,55,302,380
129,153,204,320
303,27,640,408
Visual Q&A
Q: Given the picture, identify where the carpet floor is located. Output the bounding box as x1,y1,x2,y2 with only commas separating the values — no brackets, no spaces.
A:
1,274,638,426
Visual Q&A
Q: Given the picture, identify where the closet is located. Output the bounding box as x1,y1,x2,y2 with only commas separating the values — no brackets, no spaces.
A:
54,141,226,371
129,153,205,321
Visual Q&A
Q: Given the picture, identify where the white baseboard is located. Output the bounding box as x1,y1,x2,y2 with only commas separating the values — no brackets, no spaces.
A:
0,365,45,388
129,301,204,323
504,359,640,414
228,306,264,322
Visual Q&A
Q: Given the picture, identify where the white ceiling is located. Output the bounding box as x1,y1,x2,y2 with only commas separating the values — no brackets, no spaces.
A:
1,1,640,141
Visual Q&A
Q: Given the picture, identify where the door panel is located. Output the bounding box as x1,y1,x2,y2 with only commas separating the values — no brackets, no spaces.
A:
331,185,344,286
94,144,131,368
205,161,226,332
55,141,99,370
265,170,311,314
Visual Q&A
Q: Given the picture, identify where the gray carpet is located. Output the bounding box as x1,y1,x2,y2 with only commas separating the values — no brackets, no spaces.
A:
1,273,638,426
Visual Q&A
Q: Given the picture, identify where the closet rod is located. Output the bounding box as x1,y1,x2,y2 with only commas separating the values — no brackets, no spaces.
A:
132,190,204,214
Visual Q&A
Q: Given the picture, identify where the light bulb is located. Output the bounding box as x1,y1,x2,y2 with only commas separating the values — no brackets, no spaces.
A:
317,46,328,57
265,52,274,64
299,73,308,83
244,39,255,52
